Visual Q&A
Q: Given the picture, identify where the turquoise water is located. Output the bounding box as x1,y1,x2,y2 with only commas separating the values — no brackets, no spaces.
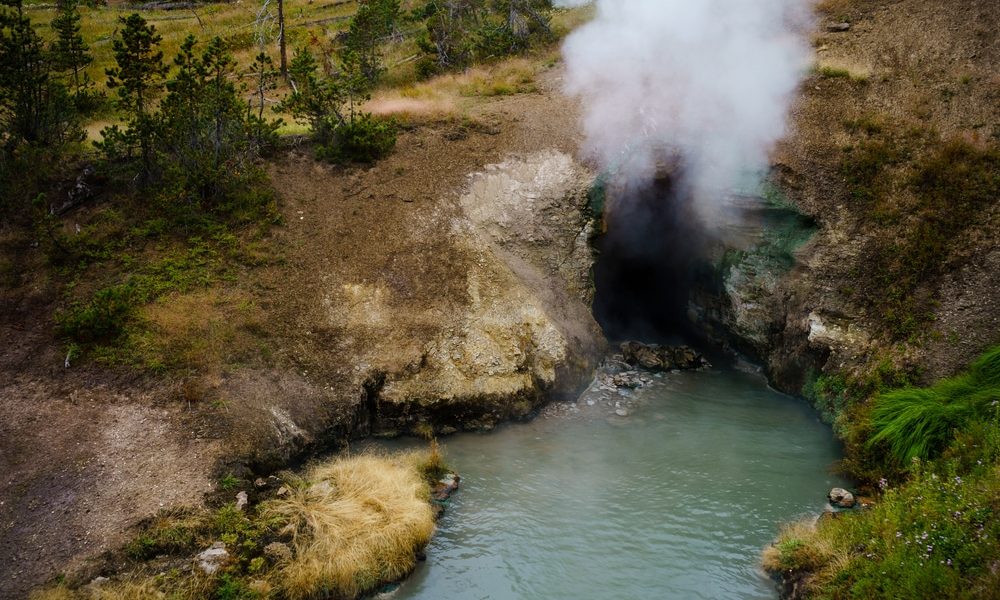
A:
380,366,847,600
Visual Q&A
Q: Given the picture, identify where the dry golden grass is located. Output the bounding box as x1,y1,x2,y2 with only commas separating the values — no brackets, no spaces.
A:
370,57,542,123
550,4,596,36
28,449,446,600
268,451,437,600
28,587,75,600
31,577,185,600
134,289,266,372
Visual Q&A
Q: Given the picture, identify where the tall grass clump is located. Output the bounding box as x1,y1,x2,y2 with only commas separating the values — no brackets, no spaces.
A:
268,451,438,600
868,346,1000,464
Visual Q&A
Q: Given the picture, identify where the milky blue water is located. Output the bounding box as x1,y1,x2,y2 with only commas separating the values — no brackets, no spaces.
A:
380,366,846,600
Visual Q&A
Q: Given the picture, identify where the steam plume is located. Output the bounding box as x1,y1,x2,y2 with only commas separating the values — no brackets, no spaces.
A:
561,0,812,210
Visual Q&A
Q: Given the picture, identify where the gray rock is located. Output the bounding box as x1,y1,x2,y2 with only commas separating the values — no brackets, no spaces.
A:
827,22,851,32
235,491,249,510
196,542,229,574
828,487,856,508
264,541,293,564
620,341,707,372
615,408,629,417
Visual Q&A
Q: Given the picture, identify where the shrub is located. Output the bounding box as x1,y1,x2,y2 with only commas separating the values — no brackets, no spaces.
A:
56,283,136,343
767,347,1000,599
316,114,398,164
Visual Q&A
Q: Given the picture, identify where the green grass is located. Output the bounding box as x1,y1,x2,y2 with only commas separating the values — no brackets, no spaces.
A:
868,346,1000,465
219,473,240,491
767,346,1000,599
816,63,869,83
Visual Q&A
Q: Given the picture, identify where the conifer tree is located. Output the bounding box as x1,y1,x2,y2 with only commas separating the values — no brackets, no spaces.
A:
344,0,400,83
249,51,277,120
50,0,93,104
0,0,78,145
104,13,166,178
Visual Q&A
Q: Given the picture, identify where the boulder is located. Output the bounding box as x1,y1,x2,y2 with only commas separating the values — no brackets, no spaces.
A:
620,341,708,372
828,487,856,508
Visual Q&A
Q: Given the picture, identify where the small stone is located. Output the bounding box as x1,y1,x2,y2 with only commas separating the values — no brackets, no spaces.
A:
235,491,249,511
254,478,268,488
309,481,334,495
432,472,461,501
828,487,856,508
827,22,851,32
196,542,229,575
276,486,290,497
264,542,292,564
615,408,629,417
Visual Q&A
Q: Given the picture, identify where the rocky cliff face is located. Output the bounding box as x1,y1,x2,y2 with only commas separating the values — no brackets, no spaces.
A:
372,151,606,432
687,0,999,398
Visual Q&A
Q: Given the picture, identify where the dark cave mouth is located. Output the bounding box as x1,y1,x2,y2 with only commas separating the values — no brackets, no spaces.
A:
591,173,709,345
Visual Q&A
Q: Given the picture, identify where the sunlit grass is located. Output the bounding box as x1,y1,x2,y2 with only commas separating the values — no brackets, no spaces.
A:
268,451,438,599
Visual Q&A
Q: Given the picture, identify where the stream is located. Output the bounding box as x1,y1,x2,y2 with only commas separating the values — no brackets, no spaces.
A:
376,363,847,600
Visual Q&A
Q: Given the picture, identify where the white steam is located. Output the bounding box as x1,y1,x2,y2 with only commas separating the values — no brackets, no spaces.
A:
562,0,812,207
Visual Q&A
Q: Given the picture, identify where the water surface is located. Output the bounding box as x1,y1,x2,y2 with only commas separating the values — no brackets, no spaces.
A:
381,366,846,600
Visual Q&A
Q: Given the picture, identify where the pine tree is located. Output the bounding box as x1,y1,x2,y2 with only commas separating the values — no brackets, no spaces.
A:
104,13,166,178
0,0,78,145
247,51,281,151
249,51,277,120
344,0,400,83
50,0,93,105
156,36,278,205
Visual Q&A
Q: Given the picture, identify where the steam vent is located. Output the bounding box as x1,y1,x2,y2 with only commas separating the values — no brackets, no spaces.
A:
2,0,997,599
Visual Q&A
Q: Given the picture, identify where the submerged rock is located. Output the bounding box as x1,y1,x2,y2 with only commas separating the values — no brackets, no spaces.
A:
619,342,708,372
432,472,461,502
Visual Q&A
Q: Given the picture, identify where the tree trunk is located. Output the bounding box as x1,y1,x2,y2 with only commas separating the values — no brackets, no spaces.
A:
278,0,288,80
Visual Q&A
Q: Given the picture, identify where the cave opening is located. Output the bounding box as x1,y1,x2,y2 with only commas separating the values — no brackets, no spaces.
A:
591,172,710,344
